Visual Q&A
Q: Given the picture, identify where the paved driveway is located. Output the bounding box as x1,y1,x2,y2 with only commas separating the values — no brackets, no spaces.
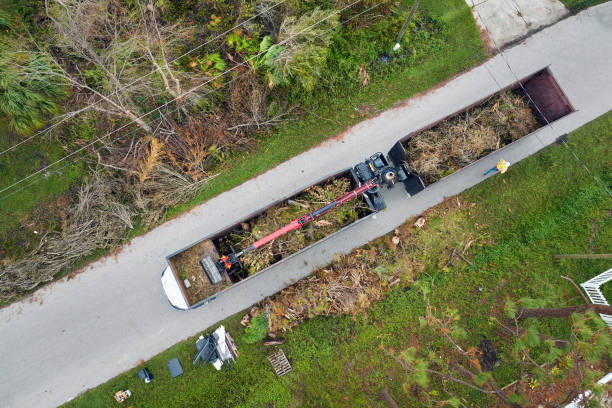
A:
1,4,612,407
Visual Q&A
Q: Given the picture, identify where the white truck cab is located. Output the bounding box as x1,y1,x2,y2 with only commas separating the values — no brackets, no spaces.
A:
161,266,189,310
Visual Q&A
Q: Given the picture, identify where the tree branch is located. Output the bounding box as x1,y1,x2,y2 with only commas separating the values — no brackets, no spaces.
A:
517,304,612,319
425,368,495,395
561,276,590,304
497,320,569,347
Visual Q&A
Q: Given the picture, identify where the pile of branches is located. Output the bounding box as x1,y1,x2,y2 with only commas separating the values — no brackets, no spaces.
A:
405,91,538,184
228,178,366,275
0,161,207,301
0,173,134,299
133,163,214,226
264,247,400,333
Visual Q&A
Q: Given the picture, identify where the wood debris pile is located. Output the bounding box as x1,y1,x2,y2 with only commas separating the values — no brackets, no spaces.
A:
264,245,403,333
221,177,370,275
405,91,539,184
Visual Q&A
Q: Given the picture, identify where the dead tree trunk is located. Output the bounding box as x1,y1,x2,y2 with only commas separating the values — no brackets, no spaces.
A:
517,304,612,319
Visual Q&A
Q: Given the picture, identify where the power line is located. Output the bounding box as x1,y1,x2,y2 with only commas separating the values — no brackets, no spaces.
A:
0,0,290,156
0,0,388,201
472,5,612,198
0,0,363,196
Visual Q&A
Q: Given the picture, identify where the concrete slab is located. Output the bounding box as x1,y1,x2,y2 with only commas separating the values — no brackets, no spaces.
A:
1,3,612,407
468,0,569,47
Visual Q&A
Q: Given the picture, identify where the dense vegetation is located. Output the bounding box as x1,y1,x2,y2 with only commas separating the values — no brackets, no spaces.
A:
560,0,610,12
0,0,486,302
63,111,612,408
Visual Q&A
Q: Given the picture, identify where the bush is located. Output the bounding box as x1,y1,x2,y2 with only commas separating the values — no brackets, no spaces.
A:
266,7,338,92
0,46,68,136
243,314,269,344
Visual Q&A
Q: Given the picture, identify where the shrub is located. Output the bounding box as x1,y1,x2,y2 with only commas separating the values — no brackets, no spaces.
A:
0,46,68,136
266,7,338,92
243,314,269,344
0,9,11,31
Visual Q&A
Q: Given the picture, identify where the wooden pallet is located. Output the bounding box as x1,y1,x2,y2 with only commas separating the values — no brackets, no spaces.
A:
267,349,292,377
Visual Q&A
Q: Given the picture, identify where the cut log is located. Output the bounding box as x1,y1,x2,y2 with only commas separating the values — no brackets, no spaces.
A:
517,304,612,319
264,339,285,346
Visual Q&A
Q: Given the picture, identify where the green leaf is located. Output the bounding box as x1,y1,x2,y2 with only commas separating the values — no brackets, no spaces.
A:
242,314,268,344
474,372,489,386
505,299,518,319
259,35,273,53
401,347,417,363
412,360,430,387
451,326,467,341
226,31,240,48
545,343,564,364
520,297,547,309
446,397,461,407
525,326,541,347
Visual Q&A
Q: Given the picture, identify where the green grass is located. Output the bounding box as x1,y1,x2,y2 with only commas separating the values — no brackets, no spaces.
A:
63,112,612,407
560,0,610,12
0,122,85,258
602,281,612,303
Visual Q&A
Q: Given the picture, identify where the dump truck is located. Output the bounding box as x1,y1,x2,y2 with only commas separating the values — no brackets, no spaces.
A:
161,142,424,310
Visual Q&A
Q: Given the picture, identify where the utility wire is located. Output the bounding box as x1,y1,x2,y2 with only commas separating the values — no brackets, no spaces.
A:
472,5,612,198
0,0,364,196
0,0,388,201
0,0,290,156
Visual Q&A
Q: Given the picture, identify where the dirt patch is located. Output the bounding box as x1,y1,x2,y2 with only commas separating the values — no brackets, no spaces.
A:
511,359,609,407
473,18,496,56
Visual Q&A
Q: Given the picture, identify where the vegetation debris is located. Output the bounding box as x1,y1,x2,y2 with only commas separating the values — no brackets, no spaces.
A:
405,91,539,184
221,177,370,276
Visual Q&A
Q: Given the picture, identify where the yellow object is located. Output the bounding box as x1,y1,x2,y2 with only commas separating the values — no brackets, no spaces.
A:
496,159,510,174
114,390,131,403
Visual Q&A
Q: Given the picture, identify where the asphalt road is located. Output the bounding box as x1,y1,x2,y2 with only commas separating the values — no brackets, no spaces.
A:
1,4,612,407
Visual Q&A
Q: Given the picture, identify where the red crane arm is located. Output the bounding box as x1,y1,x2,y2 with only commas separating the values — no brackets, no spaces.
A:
235,178,378,258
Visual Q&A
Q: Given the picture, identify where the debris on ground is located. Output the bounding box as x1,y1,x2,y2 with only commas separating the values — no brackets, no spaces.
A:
114,390,131,403
193,325,238,371
168,239,230,303
264,198,469,334
268,348,292,377
477,336,500,371
265,244,400,333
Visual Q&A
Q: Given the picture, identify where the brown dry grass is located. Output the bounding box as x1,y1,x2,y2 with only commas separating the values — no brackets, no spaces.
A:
136,136,163,183
134,164,215,227
262,197,474,334
265,248,391,333
0,164,210,300
405,91,538,184
0,172,135,299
